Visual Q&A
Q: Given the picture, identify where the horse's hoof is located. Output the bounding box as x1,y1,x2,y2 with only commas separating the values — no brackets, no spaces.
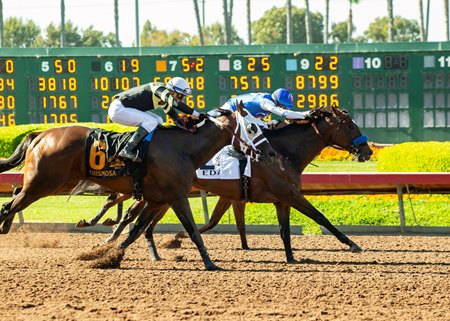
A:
175,231,189,239
206,264,222,271
350,243,364,253
150,256,162,262
104,237,115,244
75,220,90,228
102,218,117,226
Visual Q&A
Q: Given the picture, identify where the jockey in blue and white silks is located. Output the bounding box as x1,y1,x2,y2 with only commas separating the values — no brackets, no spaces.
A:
221,88,311,128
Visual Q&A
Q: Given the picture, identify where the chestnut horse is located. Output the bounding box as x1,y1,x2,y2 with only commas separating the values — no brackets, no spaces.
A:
0,105,276,270
81,105,373,263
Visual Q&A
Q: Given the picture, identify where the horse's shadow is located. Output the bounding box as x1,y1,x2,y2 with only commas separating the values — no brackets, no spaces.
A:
224,246,450,254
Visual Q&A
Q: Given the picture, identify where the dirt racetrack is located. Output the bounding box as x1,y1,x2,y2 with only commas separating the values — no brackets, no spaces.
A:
0,231,448,321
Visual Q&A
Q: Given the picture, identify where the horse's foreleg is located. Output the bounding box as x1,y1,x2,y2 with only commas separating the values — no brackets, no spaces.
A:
102,193,132,226
144,205,170,261
198,197,231,232
0,217,14,234
231,201,249,250
0,188,42,233
0,202,14,234
117,205,156,249
75,193,130,228
273,203,295,263
291,194,363,253
105,200,145,243
0,187,22,234
171,197,220,271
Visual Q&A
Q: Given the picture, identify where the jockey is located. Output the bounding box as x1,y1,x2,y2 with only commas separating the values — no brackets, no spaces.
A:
221,88,311,159
109,77,201,162
221,88,311,128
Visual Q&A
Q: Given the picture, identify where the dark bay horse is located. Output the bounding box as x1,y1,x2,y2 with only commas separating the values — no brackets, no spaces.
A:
0,105,276,270
82,105,373,263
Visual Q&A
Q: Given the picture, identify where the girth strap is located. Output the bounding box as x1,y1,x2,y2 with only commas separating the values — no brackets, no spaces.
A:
239,158,251,202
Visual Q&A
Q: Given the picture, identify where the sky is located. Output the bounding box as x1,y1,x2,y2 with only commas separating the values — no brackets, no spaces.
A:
2,0,447,46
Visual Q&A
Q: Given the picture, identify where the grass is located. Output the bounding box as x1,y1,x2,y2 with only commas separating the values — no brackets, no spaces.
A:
3,160,449,234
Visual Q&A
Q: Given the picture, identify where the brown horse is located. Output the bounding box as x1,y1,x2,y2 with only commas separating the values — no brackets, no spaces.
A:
0,105,276,270
81,105,373,263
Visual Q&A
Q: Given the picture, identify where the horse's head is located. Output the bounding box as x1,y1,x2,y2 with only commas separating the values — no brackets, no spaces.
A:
309,105,373,162
205,101,277,165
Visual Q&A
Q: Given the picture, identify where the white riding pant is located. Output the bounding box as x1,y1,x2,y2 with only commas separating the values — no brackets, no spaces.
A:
108,99,163,132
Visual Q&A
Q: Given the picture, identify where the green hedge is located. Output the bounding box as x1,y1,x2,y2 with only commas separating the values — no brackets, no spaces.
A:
0,123,134,158
377,141,450,172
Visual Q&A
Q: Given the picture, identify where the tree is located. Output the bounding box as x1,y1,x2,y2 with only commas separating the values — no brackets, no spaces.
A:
252,6,323,44
114,0,120,46
140,20,196,46
3,17,41,47
386,0,394,42
304,0,312,44
0,0,4,46
330,21,352,43
192,0,204,45
82,26,115,47
347,0,361,42
287,0,293,43
418,0,426,41
43,21,82,47
221,0,234,44
364,16,420,42
324,0,330,43
198,22,243,45
444,0,449,41
246,0,252,44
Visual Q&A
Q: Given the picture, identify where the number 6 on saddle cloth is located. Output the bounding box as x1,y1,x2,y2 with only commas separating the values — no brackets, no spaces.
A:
85,129,153,200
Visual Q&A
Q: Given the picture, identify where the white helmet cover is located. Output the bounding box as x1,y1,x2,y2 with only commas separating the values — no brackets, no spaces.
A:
166,77,192,96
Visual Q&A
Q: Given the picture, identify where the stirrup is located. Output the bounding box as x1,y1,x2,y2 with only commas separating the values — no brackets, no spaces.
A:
119,149,142,163
227,148,246,160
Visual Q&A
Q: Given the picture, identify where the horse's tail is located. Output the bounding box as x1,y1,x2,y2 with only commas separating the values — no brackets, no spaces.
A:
0,132,41,173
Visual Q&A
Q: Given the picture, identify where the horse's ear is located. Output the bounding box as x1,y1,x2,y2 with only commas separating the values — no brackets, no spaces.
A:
236,100,248,116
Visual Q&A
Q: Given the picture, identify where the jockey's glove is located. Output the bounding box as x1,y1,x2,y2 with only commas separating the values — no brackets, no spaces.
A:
197,113,208,122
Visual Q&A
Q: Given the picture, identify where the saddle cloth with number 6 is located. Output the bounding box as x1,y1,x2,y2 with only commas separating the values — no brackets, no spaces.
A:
85,128,147,179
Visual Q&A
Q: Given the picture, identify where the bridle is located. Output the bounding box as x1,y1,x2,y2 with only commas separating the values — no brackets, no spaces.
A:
203,110,265,161
310,106,368,157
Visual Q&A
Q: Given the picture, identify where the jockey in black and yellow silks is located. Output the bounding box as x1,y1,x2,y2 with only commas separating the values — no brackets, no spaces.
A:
109,77,200,162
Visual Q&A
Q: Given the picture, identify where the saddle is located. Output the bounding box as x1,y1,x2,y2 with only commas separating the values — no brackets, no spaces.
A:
85,129,148,200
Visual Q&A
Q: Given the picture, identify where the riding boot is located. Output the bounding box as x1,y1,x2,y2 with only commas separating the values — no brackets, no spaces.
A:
119,126,149,162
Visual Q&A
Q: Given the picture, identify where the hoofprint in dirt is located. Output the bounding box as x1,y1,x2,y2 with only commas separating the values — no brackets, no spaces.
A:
0,232,448,321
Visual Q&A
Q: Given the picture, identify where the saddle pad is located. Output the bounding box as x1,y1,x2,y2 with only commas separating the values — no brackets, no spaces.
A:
196,146,251,180
85,128,147,179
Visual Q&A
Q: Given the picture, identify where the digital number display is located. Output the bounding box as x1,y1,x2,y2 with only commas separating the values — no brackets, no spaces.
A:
0,44,449,143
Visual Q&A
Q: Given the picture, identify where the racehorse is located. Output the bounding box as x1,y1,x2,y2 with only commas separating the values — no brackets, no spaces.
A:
80,105,373,263
0,104,277,271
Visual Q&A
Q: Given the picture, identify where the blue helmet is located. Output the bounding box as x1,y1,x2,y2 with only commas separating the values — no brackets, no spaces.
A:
272,88,294,108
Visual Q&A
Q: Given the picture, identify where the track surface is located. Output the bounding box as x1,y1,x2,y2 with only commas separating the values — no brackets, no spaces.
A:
0,231,448,320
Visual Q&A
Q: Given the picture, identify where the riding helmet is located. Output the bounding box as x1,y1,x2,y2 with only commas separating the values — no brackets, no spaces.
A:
272,88,294,108
166,77,192,97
